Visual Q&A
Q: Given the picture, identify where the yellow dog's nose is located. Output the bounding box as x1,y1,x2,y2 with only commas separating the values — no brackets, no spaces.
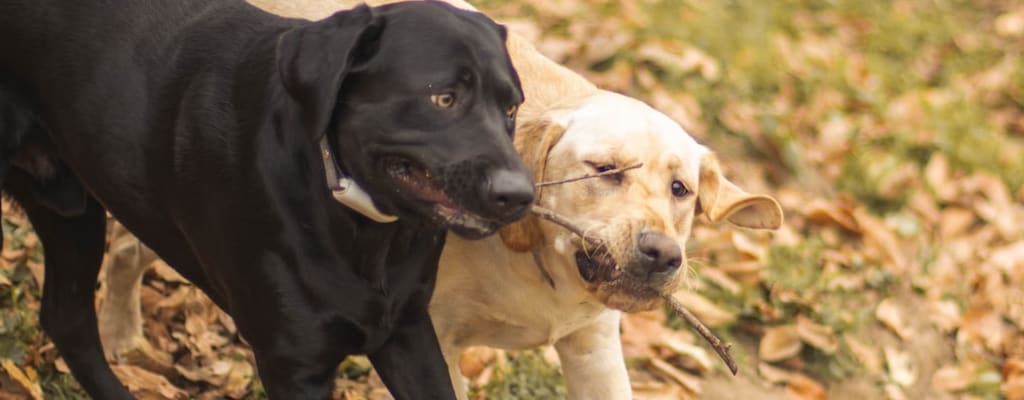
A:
637,231,682,274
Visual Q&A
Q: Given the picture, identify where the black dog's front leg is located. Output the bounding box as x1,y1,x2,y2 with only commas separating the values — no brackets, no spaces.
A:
253,339,344,400
245,310,360,399
369,312,456,400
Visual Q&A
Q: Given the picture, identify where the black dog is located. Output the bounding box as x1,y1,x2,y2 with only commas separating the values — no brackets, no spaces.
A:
0,1,534,398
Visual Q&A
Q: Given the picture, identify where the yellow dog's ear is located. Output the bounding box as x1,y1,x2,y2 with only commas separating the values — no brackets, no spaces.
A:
696,153,783,230
498,118,568,252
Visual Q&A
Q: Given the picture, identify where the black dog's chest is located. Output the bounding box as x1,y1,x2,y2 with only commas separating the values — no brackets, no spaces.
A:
343,221,446,349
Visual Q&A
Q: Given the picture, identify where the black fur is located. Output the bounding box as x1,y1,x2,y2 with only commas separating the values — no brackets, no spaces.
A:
0,1,533,399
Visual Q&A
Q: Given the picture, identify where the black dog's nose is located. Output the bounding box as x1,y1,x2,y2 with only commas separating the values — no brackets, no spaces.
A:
484,169,534,219
637,231,682,274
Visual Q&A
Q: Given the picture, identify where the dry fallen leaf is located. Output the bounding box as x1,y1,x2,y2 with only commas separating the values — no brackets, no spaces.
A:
795,316,839,354
111,364,187,400
884,346,917,388
731,231,768,261
939,207,977,240
1004,358,1024,400
649,357,702,395
931,364,974,393
926,298,962,333
995,10,1024,37
25,260,43,289
884,383,908,400
958,306,1009,353
760,325,803,362
758,362,796,384
621,310,672,359
673,291,737,328
845,336,884,376
631,381,688,400
459,346,496,379
0,360,42,400
785,374,827,400
803,199,860,233
658,334,714,375
876,298,910,339
222,357,255,399
635,43,720,81
853,209,908,273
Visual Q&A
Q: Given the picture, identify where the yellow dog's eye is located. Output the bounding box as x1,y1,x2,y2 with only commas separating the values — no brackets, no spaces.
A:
431,93,455,109
671,180,690,197
586,162,624,183
506,104,518,118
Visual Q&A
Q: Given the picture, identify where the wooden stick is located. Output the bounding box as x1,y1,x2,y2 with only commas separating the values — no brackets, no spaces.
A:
529,204,740,376
530,205,603,247
535,163,643,187
664,295,739,375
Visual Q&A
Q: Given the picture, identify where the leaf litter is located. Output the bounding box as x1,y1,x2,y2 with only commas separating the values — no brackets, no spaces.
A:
3,0,1024,399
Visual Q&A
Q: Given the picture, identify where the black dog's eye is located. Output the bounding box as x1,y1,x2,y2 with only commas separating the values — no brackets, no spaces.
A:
506,104,518,119
671,180,690,197
431,93,455,109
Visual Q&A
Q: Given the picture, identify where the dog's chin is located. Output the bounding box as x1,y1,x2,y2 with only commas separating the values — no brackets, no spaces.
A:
574,249,667,313
435,204,500,239
382,156,498,237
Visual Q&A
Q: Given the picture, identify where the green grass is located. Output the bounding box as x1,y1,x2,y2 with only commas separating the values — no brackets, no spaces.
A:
473,350,566,400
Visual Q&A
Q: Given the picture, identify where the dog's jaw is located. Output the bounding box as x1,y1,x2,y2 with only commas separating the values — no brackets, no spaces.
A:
571,245,678,312
435,204,499,239
379,155,504,237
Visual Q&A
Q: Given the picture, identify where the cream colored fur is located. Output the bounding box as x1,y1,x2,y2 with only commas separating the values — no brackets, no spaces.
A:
97,2,783,399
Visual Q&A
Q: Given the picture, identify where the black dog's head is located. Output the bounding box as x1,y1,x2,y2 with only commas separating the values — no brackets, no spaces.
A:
277,2,534,238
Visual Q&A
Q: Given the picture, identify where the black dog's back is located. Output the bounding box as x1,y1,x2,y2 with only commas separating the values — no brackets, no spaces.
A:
0,0,297,232
0,0,293,107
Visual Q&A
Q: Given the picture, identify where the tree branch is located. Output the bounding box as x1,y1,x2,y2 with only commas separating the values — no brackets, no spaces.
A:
664,294,739,375
535,163,644,187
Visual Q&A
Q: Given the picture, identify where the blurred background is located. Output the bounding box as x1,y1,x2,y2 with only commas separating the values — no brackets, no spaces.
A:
2,0,1022,399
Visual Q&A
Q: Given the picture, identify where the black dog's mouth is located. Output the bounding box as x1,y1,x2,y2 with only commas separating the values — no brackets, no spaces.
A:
383,156,449,205
382,156,499,237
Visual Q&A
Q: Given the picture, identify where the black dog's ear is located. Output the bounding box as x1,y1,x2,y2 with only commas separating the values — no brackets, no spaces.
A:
277,4,384,140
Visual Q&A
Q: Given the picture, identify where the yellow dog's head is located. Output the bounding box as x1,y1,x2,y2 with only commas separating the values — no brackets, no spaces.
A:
501,92,782,312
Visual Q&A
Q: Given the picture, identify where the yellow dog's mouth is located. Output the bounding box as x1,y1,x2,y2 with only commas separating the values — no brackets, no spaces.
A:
574,247,666,312
574,249,622,283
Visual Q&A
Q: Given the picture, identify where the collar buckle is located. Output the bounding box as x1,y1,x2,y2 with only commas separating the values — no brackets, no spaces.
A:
320,137,398,223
